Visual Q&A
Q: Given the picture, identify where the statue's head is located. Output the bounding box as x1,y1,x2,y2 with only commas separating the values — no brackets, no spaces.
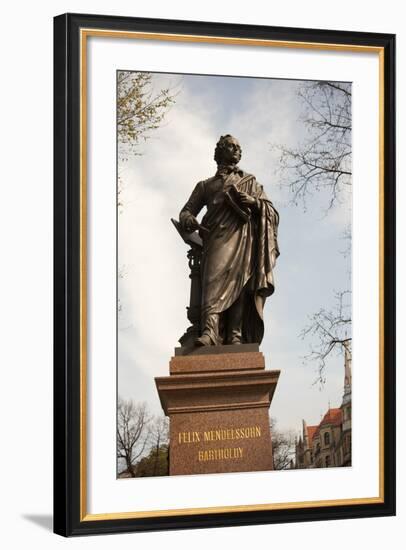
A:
214,135,242,166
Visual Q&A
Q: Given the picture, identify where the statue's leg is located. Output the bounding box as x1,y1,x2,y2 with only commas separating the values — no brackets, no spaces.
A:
226,288,246,344
195,312,220,346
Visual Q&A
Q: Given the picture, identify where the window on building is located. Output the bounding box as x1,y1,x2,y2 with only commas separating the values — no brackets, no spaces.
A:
324,432,330,445
325,455,330,467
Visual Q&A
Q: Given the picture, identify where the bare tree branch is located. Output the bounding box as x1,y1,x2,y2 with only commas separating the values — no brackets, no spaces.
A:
273,81,353,382
149,416,169,476
116,398,151,477
274,80,352,211
301,291,352,385
270,417,296,470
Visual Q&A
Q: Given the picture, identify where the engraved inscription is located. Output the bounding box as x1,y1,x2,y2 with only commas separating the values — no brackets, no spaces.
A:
175,425,262,463
198,447,243,462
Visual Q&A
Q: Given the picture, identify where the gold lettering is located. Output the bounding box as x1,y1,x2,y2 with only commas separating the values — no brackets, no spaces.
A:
178,431,203,444
184,425,262,449
196,446,244,462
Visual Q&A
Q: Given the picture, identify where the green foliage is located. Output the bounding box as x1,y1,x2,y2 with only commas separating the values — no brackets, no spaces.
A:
117,71,175,162
135,445,169,477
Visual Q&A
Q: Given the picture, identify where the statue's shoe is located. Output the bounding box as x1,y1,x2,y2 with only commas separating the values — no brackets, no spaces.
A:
195,334,212,346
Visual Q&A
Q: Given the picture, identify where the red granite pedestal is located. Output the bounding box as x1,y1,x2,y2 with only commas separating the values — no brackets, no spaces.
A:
155,345,280,476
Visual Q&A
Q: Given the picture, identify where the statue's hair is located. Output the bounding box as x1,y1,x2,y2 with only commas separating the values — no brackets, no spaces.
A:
214,134,241,164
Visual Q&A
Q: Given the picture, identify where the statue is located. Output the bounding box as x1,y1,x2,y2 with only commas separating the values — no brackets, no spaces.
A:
175,134,279,348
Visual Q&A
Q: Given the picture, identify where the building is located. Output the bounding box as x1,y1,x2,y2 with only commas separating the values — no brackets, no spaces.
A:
295,347,352,469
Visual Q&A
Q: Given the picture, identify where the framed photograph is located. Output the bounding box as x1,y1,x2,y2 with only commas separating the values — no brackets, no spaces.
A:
54,13,396,536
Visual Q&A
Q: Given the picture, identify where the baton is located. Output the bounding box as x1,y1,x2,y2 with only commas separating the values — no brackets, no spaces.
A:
196,222,210,233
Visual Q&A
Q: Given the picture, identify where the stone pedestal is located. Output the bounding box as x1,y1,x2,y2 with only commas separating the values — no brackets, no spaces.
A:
155,345,280,476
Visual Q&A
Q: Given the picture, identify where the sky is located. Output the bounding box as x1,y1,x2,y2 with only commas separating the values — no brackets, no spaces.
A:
117,72,352,436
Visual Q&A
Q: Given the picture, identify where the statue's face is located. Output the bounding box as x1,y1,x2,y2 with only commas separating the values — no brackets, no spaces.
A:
221,137,241,164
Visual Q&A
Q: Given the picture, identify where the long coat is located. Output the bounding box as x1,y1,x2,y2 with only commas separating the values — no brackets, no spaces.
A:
180,169,279,344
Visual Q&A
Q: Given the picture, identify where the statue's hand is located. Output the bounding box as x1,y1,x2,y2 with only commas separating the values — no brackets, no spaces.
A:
182,213,199,233
238,191,257,208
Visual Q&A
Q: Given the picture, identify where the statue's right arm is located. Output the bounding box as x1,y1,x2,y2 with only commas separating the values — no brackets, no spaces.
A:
179,181,206,231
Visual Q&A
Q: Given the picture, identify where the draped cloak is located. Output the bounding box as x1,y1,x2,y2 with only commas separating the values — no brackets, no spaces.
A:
180,170,279,345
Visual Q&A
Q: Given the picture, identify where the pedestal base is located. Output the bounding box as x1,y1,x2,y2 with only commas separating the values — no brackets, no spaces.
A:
155,347,280,476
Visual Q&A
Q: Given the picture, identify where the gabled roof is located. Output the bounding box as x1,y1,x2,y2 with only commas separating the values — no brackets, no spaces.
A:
320,408,343,427
306,409,343,442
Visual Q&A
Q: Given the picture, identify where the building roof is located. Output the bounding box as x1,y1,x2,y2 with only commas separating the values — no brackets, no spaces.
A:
309,409,343,441
320,408,343,427
307,425,318,442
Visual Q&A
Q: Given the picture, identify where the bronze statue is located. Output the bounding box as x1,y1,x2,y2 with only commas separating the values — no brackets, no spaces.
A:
176,135,279,348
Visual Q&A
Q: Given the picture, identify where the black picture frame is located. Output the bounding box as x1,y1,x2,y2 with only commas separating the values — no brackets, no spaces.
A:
54,12,396,536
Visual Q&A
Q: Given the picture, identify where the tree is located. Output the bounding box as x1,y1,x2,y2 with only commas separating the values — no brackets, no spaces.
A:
135,445,169,477
117,71,176,164
116,71,177,319
301,290,352,384
148,415,169,477
276,81,351,210
117,70,176,206
117,399,150,477
275,81,352,382
271,418,296,470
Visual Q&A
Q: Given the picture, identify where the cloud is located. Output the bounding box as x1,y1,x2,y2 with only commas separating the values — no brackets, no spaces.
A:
118,73,350,429
118,79,221,406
